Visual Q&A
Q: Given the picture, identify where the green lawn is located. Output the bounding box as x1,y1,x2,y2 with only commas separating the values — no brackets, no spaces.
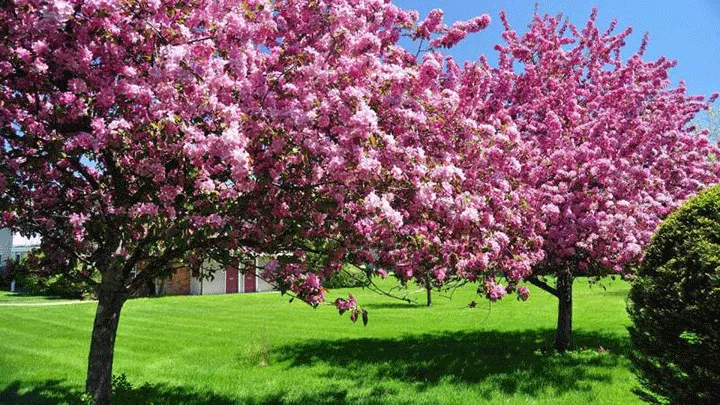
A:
0,279,640,404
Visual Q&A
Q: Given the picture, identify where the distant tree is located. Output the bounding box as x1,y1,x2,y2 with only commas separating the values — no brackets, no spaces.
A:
484,9,719,351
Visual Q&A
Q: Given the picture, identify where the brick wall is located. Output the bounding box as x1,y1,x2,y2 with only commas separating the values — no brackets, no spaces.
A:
156,264,191,295
134,261,192,296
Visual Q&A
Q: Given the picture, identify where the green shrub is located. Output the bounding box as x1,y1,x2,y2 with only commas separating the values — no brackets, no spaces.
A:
628,185,720,404
15,271,95,299
5,251,97,299
0,266,10,289
322,264,370,289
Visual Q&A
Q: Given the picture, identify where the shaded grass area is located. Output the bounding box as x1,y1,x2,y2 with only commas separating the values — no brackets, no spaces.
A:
0,378,377,405
0,279,639,404
277,329,629,398
0,291,71,304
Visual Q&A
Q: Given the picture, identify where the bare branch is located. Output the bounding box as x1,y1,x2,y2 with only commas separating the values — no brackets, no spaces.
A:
527,276,558,297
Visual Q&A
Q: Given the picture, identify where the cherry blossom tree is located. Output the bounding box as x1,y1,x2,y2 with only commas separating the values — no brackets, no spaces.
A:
0,1,531,403
0,0,412,402
484,9,720,351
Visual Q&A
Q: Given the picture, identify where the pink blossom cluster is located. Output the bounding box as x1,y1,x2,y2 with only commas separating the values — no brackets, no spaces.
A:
333,294,366,324
484,279,507,302
414,8,491,49
517,286,530,301
334,294,358,314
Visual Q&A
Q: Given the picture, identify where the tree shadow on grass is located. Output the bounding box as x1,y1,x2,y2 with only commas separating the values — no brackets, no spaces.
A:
0,379,368,405
275,329,632,401
0,379,238,405
0,380,87,405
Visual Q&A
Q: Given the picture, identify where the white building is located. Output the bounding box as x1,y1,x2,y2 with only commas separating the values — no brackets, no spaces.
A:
150,257,277,296
9,233,40,262
1,228,277,296
188,257,276,295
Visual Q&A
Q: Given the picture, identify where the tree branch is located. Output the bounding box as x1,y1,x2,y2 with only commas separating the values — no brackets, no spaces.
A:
527,276,558,297
363,276,418,304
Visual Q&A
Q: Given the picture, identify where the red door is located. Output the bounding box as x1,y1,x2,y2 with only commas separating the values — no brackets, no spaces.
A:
244,267,256,293
225,266,239,293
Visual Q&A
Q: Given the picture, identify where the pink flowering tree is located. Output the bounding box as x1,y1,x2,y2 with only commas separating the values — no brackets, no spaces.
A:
0,0,436,402
483,9,720,351
0,1,534,403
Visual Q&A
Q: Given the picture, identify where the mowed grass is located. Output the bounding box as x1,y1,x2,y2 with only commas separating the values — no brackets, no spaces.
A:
0,279,641,404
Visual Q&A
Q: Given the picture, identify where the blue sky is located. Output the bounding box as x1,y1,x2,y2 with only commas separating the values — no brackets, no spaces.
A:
395,0,720,98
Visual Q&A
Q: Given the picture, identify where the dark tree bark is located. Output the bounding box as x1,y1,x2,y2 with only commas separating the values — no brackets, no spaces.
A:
86,273,127,405
554,271,573,352
145,277,156,296
528,272,574,352
425,277,432,307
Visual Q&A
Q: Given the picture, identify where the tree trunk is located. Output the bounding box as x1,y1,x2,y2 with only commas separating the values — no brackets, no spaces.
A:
425,277,432,307
145,277,156,296
554,271,573,352
86,280,126,405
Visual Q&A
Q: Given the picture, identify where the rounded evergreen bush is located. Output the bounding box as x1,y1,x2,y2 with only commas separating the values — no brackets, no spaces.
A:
628,185,720,404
